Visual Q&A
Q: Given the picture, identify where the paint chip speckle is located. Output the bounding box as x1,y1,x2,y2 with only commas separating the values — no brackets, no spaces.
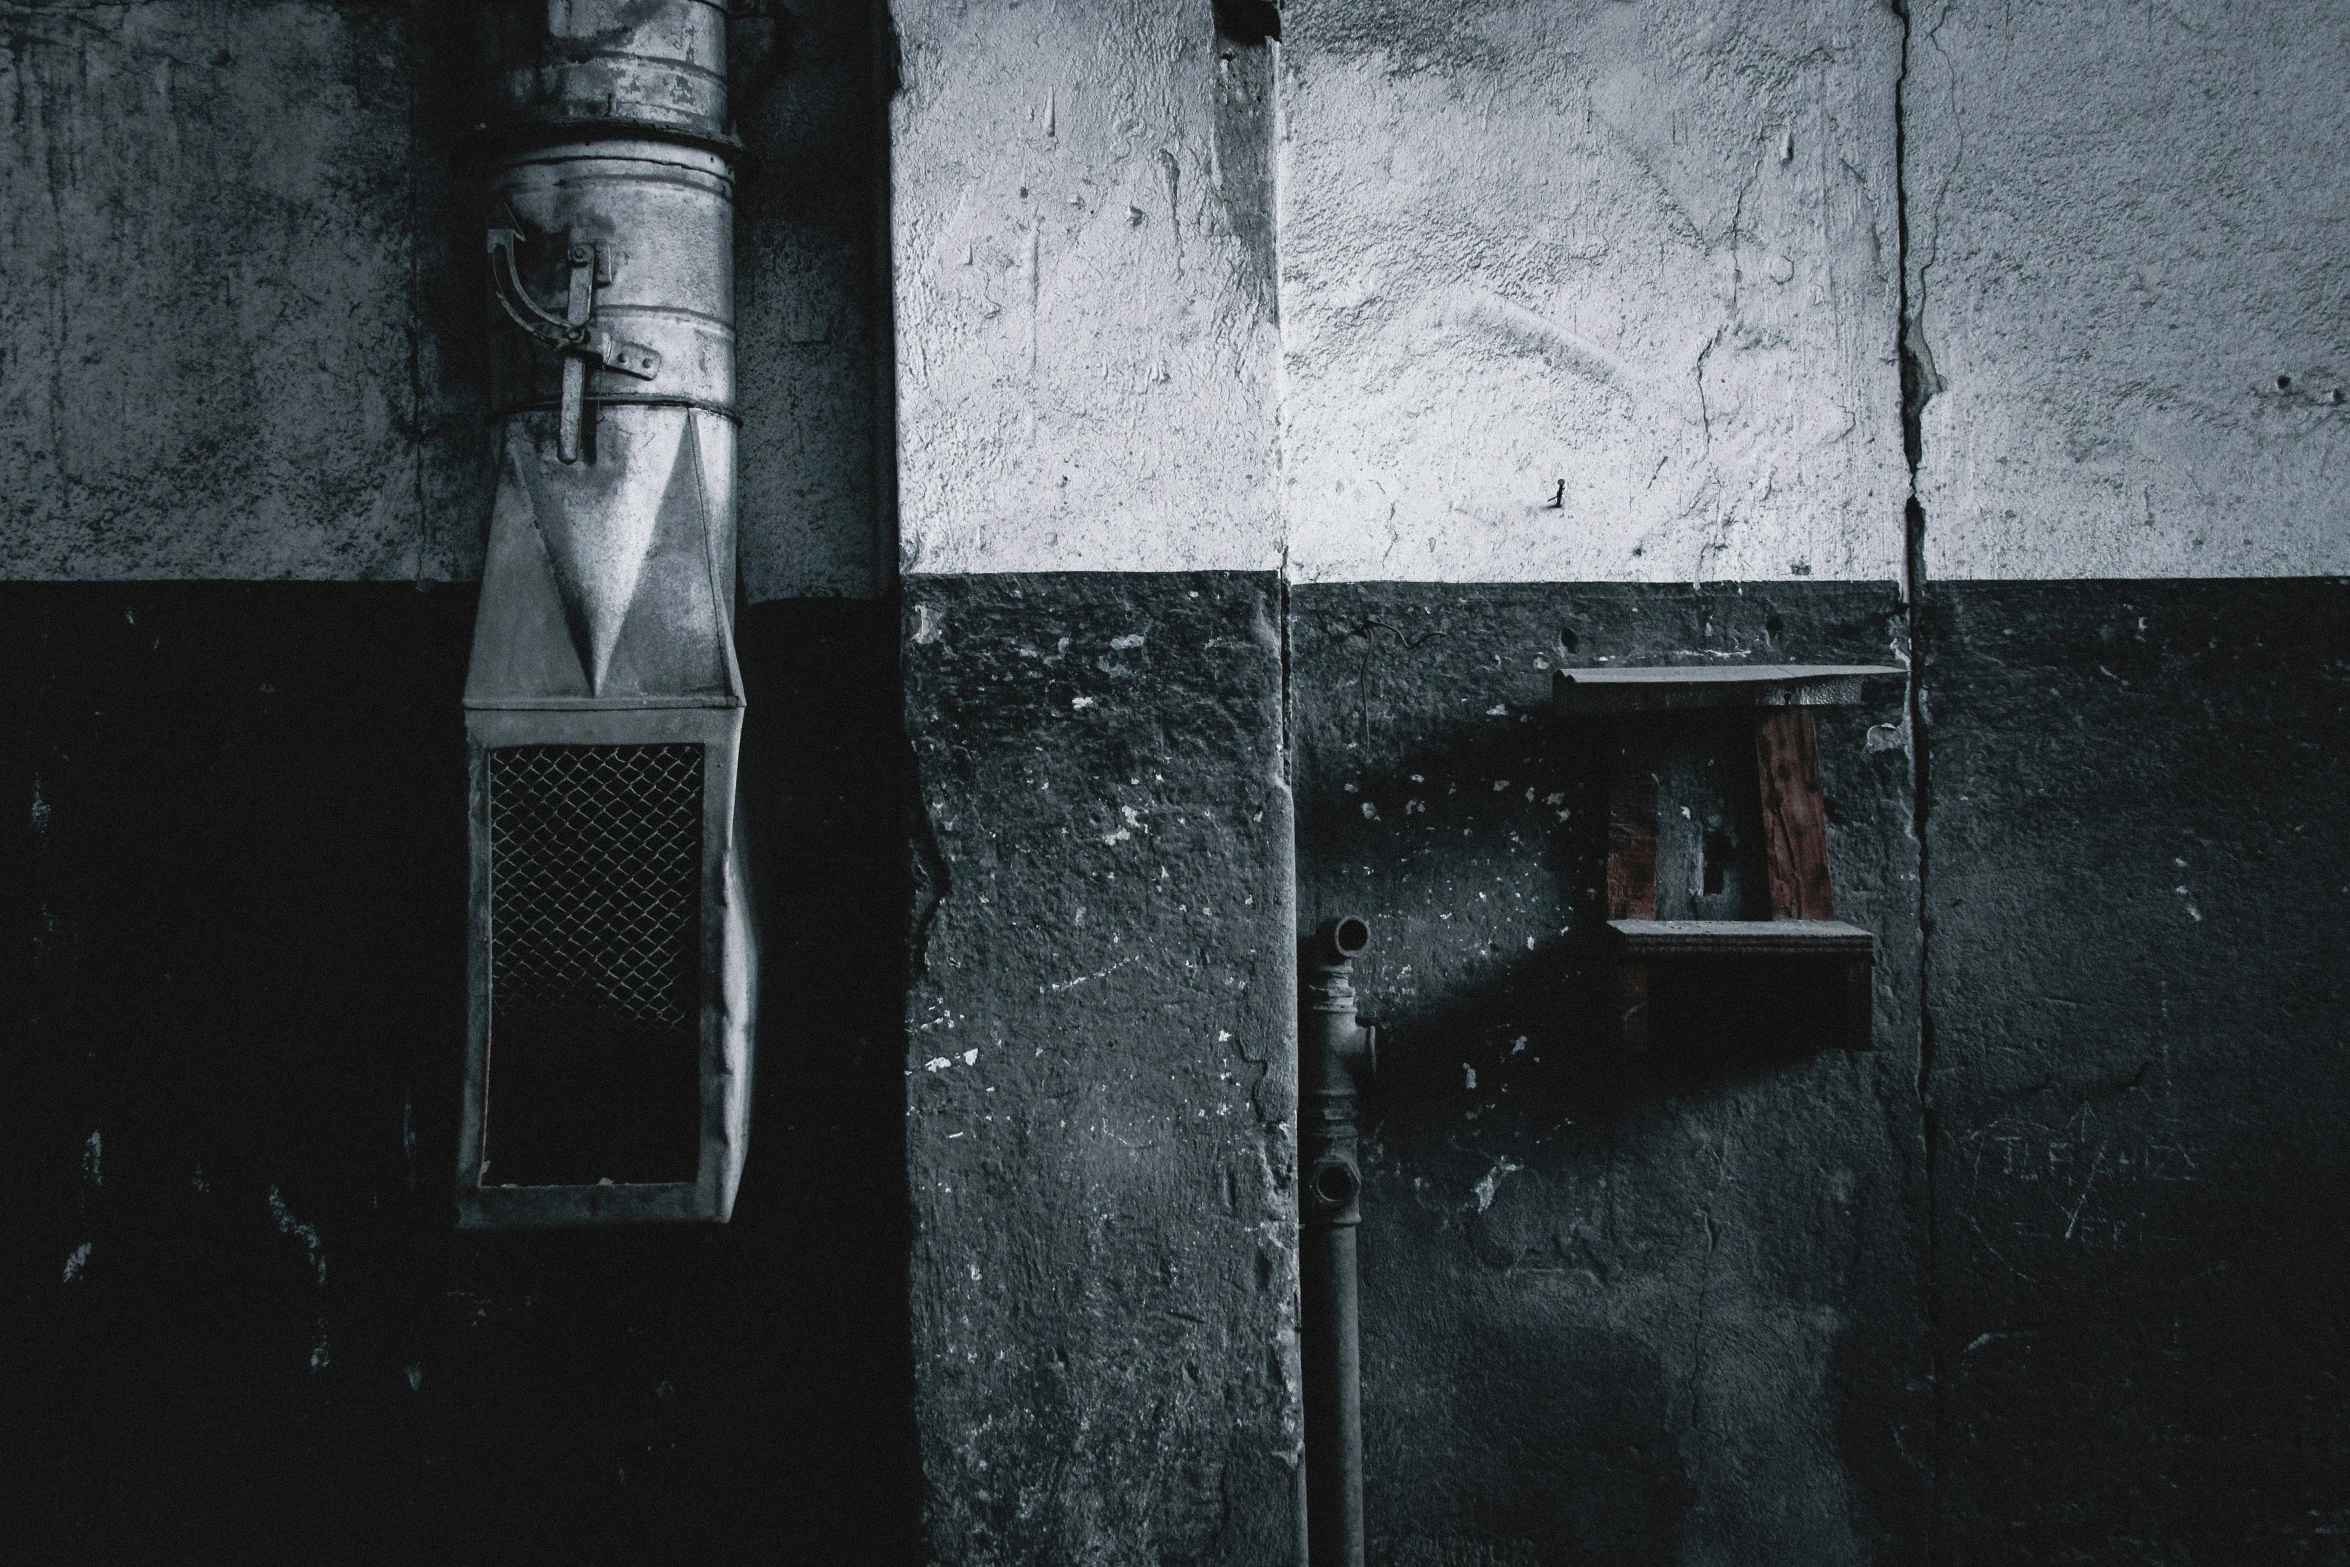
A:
268,1185,326,1288
1471,1158,1524,1213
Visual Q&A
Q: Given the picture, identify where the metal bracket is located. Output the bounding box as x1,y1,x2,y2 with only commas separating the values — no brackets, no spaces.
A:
486,227,662,462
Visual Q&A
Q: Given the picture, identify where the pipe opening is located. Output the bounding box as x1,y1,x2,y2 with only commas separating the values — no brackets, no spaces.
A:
1312,1160,1361,1208
1315,915,1372,963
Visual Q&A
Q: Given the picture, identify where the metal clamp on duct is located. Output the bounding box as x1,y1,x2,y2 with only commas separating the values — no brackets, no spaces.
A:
456,0,754,1228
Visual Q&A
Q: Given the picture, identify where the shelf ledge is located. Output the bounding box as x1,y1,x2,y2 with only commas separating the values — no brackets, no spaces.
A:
1553,664,1905,715
1606,918,1876,958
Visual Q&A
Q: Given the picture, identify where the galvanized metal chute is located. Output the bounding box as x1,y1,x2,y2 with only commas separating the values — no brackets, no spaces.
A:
456,0,754,1227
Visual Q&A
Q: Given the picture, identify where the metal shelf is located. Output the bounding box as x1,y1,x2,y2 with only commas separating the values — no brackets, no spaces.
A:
1606,918,1875,957
1553,663,1905,716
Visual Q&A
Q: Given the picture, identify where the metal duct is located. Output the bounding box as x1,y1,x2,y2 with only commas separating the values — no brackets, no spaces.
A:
456,0,753,1227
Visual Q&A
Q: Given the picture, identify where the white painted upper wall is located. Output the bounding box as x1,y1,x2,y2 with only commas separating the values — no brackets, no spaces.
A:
1277,0,1909,584
888,0,1284,575
15,3,2347,589
1911,0,2350,580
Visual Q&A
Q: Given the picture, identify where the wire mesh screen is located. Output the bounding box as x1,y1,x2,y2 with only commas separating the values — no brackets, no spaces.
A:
489,744,704,1027
484,743,704,1184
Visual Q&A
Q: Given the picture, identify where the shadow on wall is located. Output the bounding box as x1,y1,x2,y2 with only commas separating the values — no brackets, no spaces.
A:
3,587,919,1565
729,0,900,599
1288,582,1930,1566
1302,618,1906,1121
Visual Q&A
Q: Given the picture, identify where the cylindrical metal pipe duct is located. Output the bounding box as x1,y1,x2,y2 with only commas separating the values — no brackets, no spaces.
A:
455,0,755,1228
1301,917,1374,1567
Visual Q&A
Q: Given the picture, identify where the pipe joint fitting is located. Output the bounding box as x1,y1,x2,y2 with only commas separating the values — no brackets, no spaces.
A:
1307,1152,1364,1226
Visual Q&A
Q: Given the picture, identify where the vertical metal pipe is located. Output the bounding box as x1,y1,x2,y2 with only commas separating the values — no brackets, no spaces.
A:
1301,916,1373,1567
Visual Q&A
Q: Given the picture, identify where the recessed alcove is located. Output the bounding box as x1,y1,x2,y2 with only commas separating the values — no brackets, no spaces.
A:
1555,663,1904,1053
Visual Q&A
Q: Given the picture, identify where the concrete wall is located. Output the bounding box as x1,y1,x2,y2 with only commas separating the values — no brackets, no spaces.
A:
1,1,479,581
1279,0,1907,584
886,7,1298,1557
1290,581,1930,1564
734,0,899,597
1907,2,2350,580
1921,579,2350,1565
887,0,1283,574
7,586,918,1561
901,573,1301,1564
9,6,918,1562
20,0,2340,589
12,0,2350,1563
1899,6,2350,1560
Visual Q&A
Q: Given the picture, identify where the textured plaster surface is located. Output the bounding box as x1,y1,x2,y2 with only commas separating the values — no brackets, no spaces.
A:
888,4,1283,574
1278,0,1908,585
1290,581,1928,1563
0,0,893,598
1907,2,2350,580
1923,581,2350,1560
0,1,490,582
902,574,1300,1564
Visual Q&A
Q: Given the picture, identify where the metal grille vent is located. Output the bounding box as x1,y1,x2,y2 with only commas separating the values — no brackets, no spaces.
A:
488,744,704,1030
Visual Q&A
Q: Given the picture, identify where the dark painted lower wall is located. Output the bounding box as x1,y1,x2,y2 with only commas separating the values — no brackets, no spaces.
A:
4,585,916,1565
9,575,2346,1566
900,573,1302,1566
1290,576,2350,1567
1924,580,2350,1566
1290,582,1931,1566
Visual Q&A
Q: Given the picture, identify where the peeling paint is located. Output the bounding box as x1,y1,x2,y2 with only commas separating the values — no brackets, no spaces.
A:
1469,1156,1521,1214
267,1184,326,1289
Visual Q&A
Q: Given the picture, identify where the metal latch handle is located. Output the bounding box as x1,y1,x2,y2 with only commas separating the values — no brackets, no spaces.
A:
486,228,662,462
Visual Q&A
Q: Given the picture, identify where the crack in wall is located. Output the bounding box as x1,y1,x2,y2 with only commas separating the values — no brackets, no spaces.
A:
1891,0,1944,1551
1688,1210,1721,1434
